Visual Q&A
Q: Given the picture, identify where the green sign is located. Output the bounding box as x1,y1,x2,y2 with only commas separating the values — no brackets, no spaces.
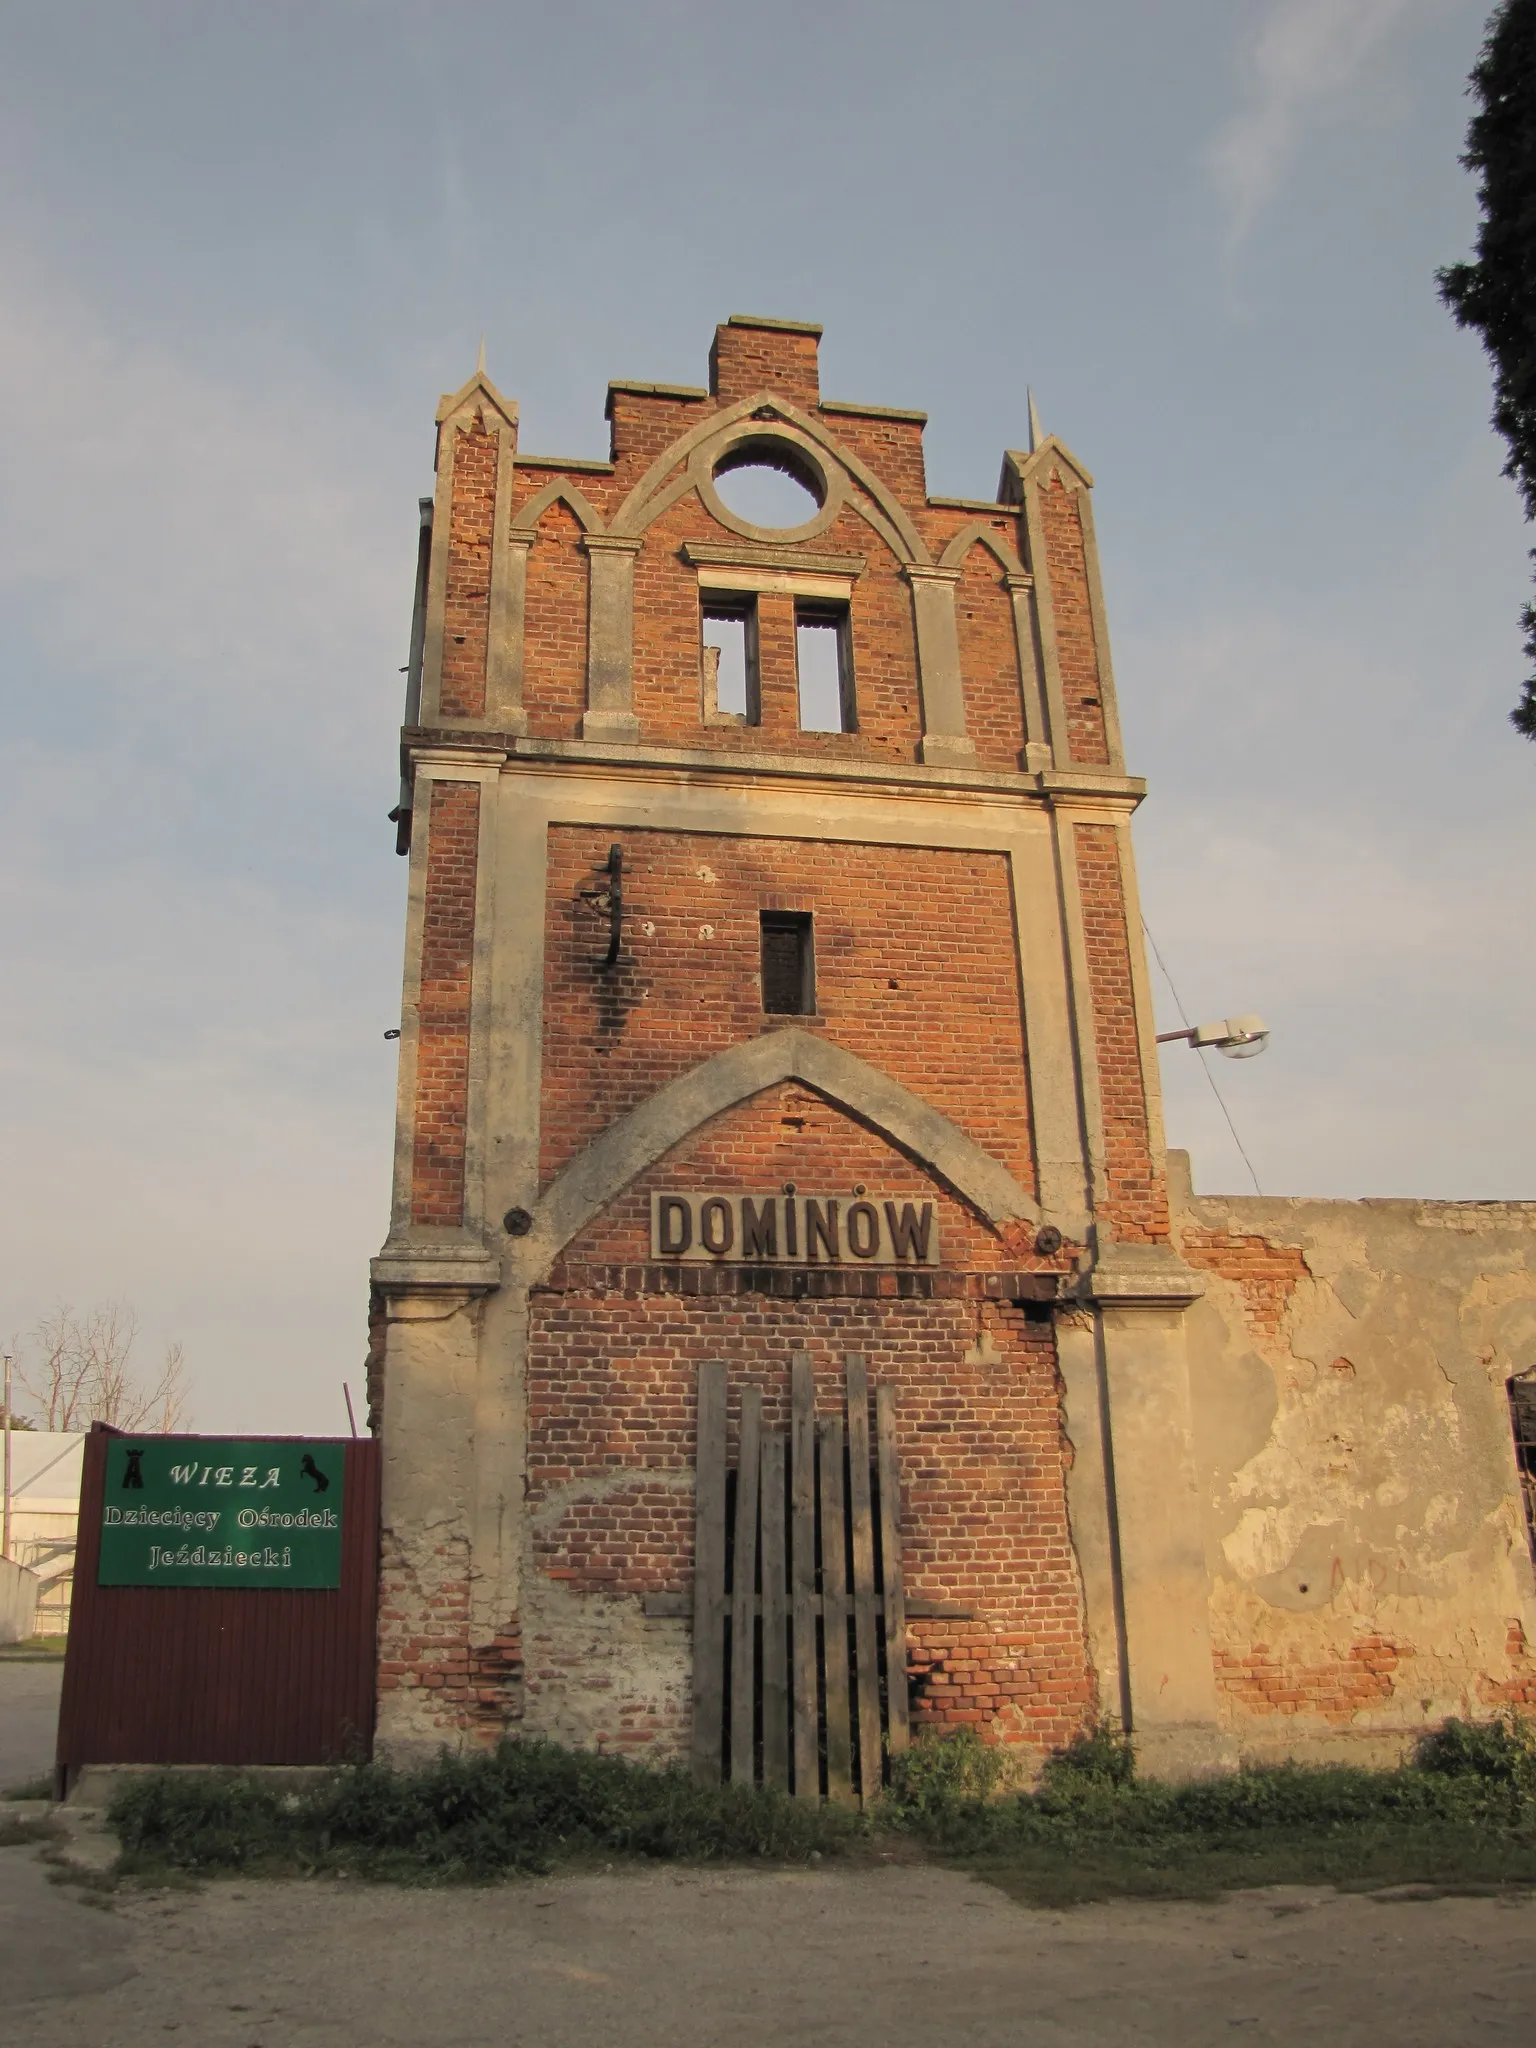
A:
97,1438,345,1589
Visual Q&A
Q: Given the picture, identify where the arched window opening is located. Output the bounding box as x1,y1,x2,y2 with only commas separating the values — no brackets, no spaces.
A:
712,439,824,531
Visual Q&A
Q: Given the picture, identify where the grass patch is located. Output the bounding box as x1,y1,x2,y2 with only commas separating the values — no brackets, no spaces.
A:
103,1716,1536,1904
110,1739,858,1883
3,1775,55,1802
0,1813,59,1849
886,1720,1536,1907
0,1635,68,1659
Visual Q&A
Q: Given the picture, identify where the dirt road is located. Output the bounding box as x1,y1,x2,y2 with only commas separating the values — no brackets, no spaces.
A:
4,1846,1532,2047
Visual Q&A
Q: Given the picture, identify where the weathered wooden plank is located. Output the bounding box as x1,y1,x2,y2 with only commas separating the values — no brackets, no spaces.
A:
643,1593,973,1622
790,1353,819,1801
759,1429,790,1791
875,1381,909,1757
730,1387,762,1785
845,1352,882,1804
817,1412,853,1804
643,1589,978,1622
691,1361,729,1785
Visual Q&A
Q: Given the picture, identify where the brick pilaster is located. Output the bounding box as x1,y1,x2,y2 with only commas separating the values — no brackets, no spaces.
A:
410,781,481,1226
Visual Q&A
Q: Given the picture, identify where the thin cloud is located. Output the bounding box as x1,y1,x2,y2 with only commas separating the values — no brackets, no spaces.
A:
1208,0,1423,250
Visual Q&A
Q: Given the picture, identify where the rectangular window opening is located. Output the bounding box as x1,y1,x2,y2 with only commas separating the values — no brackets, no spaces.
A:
1510,1373,1536,1562
760,911,815,1016
702,597,759,725
795,602,854,733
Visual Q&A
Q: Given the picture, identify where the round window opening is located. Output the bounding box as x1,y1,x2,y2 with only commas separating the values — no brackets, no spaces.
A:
711,440,825,531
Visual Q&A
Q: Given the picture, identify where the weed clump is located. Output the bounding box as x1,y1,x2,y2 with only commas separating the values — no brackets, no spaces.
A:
110,1739,858,1883
1417,1713,1536,1793
106,1715,1536,1902
880,1715,1536,1903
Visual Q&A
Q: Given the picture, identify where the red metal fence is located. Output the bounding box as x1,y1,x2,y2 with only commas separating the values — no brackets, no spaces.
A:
57,1427,379,1783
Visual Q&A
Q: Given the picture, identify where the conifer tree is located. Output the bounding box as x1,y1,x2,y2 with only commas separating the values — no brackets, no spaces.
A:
1439,0,1536,737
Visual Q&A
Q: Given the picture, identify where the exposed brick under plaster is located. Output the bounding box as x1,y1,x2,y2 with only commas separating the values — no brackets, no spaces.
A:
1180,1227,1310,1339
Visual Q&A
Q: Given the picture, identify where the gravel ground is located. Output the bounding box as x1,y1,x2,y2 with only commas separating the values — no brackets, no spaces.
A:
4,1663,1531,2046
4,1851,1533,2047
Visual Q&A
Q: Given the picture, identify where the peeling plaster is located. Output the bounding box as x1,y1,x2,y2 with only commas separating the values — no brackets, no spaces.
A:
1173,1160,1536,1748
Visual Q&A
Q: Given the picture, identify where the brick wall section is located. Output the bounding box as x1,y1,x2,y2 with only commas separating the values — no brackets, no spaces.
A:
1039,473,1110,765
410,780,480,1226
710,321,821,408
503,351,1041,770
821,409,928,504
1180,1228,1309,1337
606,394,710,478
1213,1634,1404,1723
630,496,926,761
539,828,1035,1196
520,500,590,741
376,1533,524,1742
1073,823,1167,1241
439,421,497,719
1482,1621,1536,1708
551,1084,1072,1282
1213,1617,1536,1728
954,546,1027,770
525,1290,1095,1756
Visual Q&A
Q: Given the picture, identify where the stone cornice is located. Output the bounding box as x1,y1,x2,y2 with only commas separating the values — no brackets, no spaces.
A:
1078,1242,1203,1310
401,727,1146,809
371,1239,502,1296
681,540,867,578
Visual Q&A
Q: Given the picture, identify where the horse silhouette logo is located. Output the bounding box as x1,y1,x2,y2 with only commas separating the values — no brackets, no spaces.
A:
121,1448,145,1491
299,1454,330,1494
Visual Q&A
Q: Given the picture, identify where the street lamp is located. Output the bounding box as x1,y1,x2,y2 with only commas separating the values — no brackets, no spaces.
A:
1155,1013,1270,1060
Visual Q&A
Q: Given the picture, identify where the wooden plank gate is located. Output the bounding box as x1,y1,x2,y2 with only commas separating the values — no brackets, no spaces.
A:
691,1352,908,1803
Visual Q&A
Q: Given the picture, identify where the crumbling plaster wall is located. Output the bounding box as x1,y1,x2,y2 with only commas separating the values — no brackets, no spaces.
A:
1168,1151,1536,1762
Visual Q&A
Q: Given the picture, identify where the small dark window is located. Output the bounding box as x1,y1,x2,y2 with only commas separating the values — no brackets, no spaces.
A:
1510,1369,1536,1562
795,602,854,733
702,597,759,724
760,912,814,1015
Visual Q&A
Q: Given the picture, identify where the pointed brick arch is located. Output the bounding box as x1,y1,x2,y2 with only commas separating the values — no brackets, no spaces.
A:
937,520,1027,577
518,1029,1036,1281
610,393,931,566
510,477,607,537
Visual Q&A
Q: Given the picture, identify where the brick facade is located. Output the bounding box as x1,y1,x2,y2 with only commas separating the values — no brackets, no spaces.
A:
374,315,1511,1786
539,829,1036,1193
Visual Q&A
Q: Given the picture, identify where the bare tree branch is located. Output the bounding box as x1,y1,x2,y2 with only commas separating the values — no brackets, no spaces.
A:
16,1304,191,1432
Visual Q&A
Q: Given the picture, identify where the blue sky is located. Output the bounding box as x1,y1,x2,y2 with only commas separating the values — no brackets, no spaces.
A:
1,0,1530,1430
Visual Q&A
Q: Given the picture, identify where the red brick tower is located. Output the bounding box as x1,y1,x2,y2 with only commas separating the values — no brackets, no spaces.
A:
371,317,1220,1783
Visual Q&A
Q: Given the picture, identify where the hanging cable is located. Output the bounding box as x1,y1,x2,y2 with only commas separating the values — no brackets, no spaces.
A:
1142,919,1264,1196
